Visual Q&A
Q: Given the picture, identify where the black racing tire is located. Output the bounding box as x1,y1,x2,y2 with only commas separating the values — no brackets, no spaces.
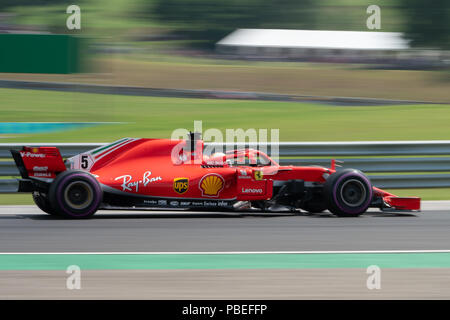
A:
324,169,372,217
32,191,59,216
49,170,102,219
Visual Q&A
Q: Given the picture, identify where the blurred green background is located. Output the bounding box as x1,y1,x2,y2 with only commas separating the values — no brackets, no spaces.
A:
0,0,449,202
1,0,448,48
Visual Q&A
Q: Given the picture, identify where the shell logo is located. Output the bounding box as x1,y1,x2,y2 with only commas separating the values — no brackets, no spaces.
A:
199,174,225,197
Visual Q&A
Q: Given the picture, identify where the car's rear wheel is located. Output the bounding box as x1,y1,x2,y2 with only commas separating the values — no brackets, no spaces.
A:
324,169,372,217
32,191,59,216
49,170,102,219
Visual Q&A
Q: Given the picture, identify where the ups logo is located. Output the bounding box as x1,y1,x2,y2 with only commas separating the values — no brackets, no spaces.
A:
173,177,189,194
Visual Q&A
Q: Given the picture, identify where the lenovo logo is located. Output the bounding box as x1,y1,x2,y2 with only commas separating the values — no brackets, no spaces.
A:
241,187,263,194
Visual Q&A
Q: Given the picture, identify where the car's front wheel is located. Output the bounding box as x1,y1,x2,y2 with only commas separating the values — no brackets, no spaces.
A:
324,169,372,217
49,170,102,219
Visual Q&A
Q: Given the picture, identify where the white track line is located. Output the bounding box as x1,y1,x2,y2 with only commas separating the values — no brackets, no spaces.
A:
1,250,450,255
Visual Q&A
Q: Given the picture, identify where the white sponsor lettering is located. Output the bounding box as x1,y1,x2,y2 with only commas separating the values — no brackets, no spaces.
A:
114,171,162,192
33,166,48,172
20,152,45,158
33,172,52,177
241,187,263,194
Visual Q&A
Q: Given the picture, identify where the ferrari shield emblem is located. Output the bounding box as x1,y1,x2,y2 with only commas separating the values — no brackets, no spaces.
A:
173,178,189,194
254,170,263,181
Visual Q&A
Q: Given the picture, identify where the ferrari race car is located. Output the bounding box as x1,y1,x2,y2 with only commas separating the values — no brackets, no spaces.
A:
10,133,421,219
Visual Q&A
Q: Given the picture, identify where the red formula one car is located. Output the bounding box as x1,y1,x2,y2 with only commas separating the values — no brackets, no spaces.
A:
10,133,421,219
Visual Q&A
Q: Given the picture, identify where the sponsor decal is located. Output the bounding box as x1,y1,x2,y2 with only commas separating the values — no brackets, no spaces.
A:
199,173,225,197
218,201,229,207
138,199,232,208
114,171,162,192
33,172,52,177
238,169,251,179
241,187,263,194
254,170,263,181
173,177,189,194
201,200,231,207
20,151,45,158
137,199,232,208
33,166,48,172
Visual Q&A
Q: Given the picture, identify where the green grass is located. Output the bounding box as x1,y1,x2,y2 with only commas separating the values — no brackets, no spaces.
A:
0,194,33,205
2,56,448,102
384,189,450,201
1,88,450,143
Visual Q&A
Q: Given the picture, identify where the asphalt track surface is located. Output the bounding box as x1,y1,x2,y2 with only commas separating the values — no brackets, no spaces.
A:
0,202,449,253
1,203,450,299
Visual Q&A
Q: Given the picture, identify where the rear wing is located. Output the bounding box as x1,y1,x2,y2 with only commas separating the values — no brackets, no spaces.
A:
10,146,66,180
